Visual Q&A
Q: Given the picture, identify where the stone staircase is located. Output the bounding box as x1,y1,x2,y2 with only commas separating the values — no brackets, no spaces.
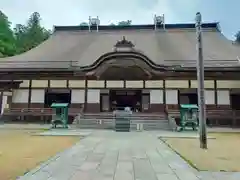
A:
72,112,172,131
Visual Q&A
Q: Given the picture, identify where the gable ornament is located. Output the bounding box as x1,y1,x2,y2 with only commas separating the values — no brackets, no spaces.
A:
114,36,135,51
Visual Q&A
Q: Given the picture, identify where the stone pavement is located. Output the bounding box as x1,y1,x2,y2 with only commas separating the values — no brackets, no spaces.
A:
36,129,92,137
18,130,240,180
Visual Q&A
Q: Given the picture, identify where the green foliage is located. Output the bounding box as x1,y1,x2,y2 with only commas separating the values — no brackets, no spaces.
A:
80,22,88,26
118,20,132,26
14,12,51,54
0,11,51,57
0,11,16,57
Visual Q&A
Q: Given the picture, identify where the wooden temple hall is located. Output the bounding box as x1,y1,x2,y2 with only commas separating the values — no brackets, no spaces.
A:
1,20,240,126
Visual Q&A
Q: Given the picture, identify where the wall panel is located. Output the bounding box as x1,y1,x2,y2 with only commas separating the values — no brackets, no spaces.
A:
69,80,85,88
165,80,188,88
150,90,163,104
126,81,143,88
31,89,45,103
71,90,85,103
19,80,30,88
50,80,67,88
106,81,124,88
87,89,100,103
217,90,230,105
1,96,8,114
217,80,240,89
205,90,215,104
3,92,12,96
166,90,178,104
32,80,48,88
12,89,29,103
145,80,163,88
88,80,105,88
191,80,214,88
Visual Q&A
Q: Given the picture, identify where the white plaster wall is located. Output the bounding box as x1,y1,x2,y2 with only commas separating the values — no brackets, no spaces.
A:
150,90,163,104
166,90,178,104
217,90,230,105
1,95,8,114
71,90,85,103
205,90,215,104
87,89,100,103
31,89,45,103
12,89,29,103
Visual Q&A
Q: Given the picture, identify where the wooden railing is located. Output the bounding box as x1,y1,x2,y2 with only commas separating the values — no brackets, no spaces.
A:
166,107,240,126
4,108,52,116
4,108,166,119
81,112,167,120
166,109,180,118
3,108,82,116
206,109,232,118
4,107,240,126
74,112,169,130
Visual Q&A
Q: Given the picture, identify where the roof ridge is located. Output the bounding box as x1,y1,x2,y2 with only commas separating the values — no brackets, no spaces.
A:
54,23,219,32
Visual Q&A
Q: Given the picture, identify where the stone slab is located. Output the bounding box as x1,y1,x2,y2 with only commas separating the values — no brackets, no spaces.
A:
17,130,238,180
36,129,92,136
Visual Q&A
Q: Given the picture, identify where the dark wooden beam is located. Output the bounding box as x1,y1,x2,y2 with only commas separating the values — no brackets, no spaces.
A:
0,91,3,114
27,80,32,108
163,80,166,109
0,70,240,80
83,77,88,112
214,80,218,106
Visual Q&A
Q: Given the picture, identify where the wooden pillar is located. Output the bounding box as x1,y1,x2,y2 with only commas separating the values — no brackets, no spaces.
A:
84,77,88,112
188,80,191,88
177,89,180,108
26,80,32,121
0,91,3,115
104,80,107,88
47,80,50,88
27,80,32,108
214,80,218,107
163,80,166,111
214,80,219,126
66,80,69,88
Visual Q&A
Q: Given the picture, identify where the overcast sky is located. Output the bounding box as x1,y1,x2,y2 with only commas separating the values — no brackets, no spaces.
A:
1,0,239,39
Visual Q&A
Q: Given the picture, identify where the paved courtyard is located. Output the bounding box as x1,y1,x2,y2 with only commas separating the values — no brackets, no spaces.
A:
18,130,239,180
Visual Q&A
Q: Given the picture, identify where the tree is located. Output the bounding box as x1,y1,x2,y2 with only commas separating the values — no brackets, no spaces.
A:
118,20,132,26
14,12,51,53
235,31,240,43
0,11,16,57
24,12,50,50
14,24,28,54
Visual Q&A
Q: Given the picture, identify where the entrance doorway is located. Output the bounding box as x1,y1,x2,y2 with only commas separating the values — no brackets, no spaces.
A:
44,89,71,108
231,94,240,110
179,89,198,105
187,93,198,104
109,90,142,112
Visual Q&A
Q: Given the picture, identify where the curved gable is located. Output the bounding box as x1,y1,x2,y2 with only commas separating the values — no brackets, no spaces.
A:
79,51,168,71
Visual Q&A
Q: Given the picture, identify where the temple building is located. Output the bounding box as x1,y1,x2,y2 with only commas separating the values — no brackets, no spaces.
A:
0,20,240,126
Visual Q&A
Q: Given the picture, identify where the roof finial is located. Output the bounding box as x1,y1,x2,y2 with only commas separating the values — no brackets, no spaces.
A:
114,36,135,49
